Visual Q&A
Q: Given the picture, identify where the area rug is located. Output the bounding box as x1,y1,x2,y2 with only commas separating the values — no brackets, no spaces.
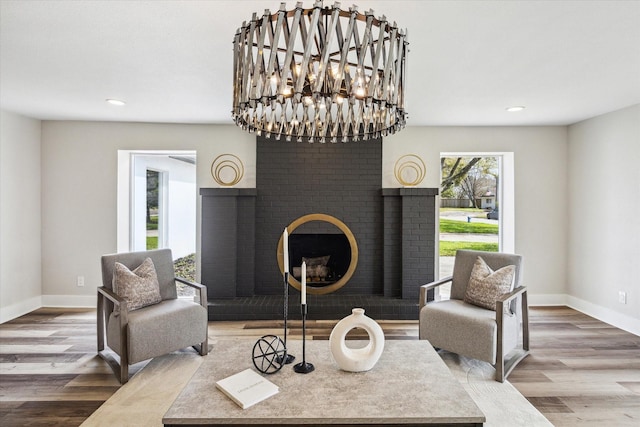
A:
81,349,551,427
439,351,553,427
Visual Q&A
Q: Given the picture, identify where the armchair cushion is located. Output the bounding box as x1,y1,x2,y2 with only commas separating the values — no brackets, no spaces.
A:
106,298,208,364
113,257,162,311
464,256,515,311
420,299,520,364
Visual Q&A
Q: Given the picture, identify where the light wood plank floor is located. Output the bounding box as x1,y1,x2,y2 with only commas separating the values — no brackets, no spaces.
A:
0,306,638,426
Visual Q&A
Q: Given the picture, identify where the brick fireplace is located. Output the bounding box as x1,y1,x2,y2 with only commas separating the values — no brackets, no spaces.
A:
200,137,438,320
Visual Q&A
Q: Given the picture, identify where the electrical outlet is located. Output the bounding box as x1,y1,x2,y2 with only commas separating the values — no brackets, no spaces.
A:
618,291,627,304
77,276,85,287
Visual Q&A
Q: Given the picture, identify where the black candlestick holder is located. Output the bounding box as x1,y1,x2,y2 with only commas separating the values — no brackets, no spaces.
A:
276,272,295,365
294,303,314,374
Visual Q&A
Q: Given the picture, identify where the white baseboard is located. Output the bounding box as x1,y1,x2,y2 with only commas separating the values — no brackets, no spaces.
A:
527,293,568,306
527,293,639,336
41,294,96,308
0,296,42,324
5,293,638,337
566,295,640,337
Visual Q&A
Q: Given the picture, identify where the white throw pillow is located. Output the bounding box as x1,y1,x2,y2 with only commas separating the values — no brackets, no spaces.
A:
464,256,515,311
113,257,162,311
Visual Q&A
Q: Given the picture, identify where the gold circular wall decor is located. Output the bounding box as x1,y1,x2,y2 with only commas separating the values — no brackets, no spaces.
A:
394,154,426,186
277,213,358,295
211,154,244,186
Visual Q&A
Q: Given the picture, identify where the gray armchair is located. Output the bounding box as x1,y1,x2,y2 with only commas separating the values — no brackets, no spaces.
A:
97,249,208,384
419,250,529,382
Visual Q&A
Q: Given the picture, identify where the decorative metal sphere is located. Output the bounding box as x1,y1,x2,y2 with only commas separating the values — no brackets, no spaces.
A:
252,335,287,374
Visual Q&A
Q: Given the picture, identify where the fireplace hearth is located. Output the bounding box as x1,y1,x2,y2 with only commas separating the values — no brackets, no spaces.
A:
199,138,438,320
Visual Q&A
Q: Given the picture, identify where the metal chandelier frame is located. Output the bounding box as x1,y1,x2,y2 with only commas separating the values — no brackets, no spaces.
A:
232,1,408,142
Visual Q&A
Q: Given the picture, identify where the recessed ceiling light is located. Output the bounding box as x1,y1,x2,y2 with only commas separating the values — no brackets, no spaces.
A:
106,99,126,106
506,106,525,112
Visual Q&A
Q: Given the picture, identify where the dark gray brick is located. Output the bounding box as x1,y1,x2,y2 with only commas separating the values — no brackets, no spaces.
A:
200,140,438,319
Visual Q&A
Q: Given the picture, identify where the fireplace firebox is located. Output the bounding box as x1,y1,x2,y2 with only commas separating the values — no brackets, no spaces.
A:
277,213,358,295
288,233,350,287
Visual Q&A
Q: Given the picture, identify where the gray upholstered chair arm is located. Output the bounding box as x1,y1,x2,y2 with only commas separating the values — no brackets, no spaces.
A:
496,286,527,314
175,276,205,290
97,286,124,357
495,286,529,380
96,285,129,330
96,285,129,380
97,286,127,309
419,276,453,310
175,277,208,308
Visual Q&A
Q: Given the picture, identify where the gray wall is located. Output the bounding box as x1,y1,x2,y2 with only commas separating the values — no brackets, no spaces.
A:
0,111,42,322
0,115,629,331
567,104,640,334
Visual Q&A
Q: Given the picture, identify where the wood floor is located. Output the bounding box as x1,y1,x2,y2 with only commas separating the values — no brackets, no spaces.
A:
0,306,638,426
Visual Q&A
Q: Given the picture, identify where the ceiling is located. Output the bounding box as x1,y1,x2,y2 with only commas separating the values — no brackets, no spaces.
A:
1,0,639,127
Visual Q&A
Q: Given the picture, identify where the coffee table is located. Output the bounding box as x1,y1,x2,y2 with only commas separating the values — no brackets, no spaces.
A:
163,339,485,426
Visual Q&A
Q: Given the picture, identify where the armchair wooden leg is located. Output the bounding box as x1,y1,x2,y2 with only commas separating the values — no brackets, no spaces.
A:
496,291,531,382
192,330,209,356
495,344,506,382
117,309,129,384
97,293,130,384
119,358,129,384
198,290,209,356
496,304,506,383
97,294,105,352
200,335,209,356
495,357,505,383
98,349,129,385
522,291,530,351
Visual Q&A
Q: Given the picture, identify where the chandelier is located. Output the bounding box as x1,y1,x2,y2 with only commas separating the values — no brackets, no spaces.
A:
232,1,408,142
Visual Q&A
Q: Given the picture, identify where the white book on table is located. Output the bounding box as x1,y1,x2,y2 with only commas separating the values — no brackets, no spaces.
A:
215,368,279,409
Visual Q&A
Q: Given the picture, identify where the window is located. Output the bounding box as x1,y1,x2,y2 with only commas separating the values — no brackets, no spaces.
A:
117,150,197,284
438,152,515,297
146,169,163,250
